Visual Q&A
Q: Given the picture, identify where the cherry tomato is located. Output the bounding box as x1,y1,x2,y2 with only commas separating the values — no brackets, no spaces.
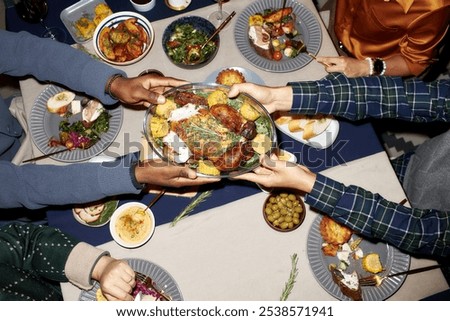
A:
273,51,283,61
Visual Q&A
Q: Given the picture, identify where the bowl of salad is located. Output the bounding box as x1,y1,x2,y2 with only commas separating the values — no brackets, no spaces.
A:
162,16,220,69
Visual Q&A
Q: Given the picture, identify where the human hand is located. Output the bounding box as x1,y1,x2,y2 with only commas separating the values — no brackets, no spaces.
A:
228,83,293,114
317,56,370,77
235,155,316,193
135,159,221,188
110,72,188,107
92,256,136,301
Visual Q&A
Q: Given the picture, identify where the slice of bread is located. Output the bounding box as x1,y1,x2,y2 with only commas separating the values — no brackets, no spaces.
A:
302,117,332,140
47,91,76,115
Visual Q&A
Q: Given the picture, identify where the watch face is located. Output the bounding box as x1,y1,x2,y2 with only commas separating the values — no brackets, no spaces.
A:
373,58,384,75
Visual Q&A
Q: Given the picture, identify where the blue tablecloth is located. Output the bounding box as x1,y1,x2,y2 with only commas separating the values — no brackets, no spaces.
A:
46,119,382,246
6,0,214,44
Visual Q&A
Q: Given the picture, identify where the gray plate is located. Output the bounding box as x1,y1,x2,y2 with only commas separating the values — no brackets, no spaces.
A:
234,0,322,72
205,67,266,85
79,258,183,301
307,215,411,301
29,85,123,163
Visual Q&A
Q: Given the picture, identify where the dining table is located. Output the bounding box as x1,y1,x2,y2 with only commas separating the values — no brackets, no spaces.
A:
6,0,448,301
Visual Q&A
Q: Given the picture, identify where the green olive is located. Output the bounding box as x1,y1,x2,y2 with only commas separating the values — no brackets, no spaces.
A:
264,191,305,230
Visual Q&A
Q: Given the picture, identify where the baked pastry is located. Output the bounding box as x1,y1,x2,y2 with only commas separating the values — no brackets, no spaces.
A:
330,266,362,301
320,216,352,246
215,68,246,86
362,253,383,274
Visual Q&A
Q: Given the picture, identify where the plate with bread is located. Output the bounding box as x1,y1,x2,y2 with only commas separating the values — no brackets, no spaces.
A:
29,85,123,162
273,112,339,149
307,215,410,301
234,0,322,72
205,67,265,86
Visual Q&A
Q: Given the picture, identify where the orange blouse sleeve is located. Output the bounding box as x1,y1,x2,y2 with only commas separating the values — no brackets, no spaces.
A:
399,6,450,75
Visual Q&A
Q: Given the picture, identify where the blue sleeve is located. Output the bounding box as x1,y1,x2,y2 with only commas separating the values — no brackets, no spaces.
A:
0,154,141,209
305,174,450,258
0,30,125,105
288,73,450,122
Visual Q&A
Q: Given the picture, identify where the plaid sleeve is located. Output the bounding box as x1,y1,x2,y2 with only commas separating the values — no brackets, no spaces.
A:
288,73,450,122
305,174,450,257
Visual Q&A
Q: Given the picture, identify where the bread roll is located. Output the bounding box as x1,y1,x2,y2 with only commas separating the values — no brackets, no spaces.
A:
47,91,76,115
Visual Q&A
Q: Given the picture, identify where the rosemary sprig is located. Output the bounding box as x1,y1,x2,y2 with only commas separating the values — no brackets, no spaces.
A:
171,190,213,227
280,253,299,301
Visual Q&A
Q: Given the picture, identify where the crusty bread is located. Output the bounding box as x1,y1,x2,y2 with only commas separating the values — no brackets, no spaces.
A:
288,118,313,133
302,117,332,140
320,216,352,245
47,91,75,115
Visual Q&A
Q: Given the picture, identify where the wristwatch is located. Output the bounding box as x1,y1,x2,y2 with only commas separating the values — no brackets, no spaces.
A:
372,58,386,76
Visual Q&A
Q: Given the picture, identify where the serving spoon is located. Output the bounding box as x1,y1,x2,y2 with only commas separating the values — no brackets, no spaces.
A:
186,11,236,64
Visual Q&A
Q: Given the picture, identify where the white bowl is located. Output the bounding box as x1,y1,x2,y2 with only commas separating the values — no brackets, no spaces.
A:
109,202,155,248
93,11,154,66
130,0,156,12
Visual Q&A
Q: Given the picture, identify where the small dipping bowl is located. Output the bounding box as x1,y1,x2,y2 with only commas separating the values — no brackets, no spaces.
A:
165,0,191,11
110,202,155,248
130,0,156,12
263,191,306,232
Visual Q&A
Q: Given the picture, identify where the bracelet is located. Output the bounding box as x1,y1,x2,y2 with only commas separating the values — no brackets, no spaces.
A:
365,57,374,76
105,74,123,100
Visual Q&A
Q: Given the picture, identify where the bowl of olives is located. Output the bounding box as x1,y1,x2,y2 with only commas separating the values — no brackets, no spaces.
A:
262,191,306,232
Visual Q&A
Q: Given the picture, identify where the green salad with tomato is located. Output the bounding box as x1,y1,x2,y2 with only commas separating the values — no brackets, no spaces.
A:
165,23,217,64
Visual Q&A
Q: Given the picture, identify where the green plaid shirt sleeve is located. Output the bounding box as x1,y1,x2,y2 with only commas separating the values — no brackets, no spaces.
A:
306,174,450,258
289,74,450,258
288,73,450,122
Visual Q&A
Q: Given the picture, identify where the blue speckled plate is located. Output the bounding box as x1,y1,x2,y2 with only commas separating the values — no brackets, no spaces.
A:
29,85,123,163
234,0,322,72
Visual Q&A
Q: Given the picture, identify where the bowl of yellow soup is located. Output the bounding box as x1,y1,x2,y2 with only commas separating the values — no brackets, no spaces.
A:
109,202,155,248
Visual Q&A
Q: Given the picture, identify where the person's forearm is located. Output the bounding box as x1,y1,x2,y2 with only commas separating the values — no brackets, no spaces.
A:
305,174,450,258
288,73,450,122
383,55,414,77
0,30,124,105
0,154,141,209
